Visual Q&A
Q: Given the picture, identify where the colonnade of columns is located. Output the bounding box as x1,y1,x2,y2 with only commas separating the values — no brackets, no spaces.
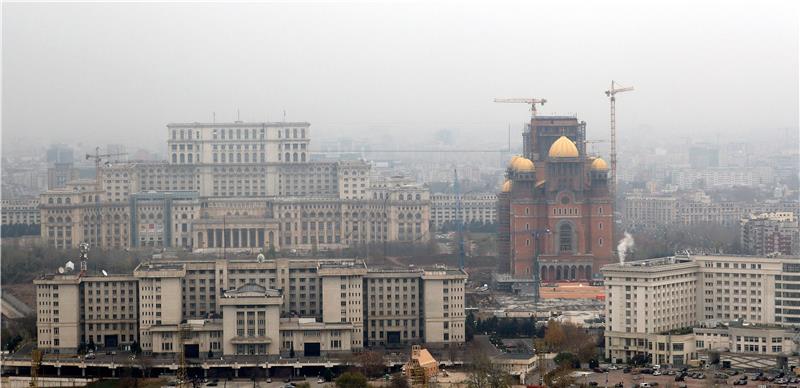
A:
201,228,266,248
540,264,593,282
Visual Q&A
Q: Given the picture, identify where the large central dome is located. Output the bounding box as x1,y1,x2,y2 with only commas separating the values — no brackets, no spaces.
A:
548,136,579,158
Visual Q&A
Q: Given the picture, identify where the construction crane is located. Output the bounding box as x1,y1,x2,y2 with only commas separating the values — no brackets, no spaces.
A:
494,98,547,120
604,81,634,197
85,147,127,186
582,139,609,155
454,168,465,270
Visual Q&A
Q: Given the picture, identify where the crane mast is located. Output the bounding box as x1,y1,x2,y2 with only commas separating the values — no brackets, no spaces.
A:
604,81,633,199
454,168,465,270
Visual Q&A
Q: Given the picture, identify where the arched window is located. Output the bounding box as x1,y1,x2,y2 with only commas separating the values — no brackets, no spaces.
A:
65,198,71,204
559,223,573,253
293,153,298,162
301,153,306,162
285,153,290,162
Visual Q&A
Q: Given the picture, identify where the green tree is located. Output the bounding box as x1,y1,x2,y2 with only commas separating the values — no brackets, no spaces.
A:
335,372,368,388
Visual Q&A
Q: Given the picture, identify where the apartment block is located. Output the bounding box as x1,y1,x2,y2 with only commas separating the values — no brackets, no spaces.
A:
36,258,467,356
602,254,800,365
430,193,497,230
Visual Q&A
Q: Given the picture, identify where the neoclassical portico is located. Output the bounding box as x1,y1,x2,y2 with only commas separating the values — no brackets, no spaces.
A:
193,218,279,252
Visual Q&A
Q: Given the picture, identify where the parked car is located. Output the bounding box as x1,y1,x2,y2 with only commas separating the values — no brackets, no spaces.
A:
85,352,96,359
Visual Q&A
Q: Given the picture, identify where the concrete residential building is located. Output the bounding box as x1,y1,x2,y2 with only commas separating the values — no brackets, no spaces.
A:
431,193,497,230
740,212,799,256
36,258,467,356
35,273,138,352
1,197,40,225
602,254,800,365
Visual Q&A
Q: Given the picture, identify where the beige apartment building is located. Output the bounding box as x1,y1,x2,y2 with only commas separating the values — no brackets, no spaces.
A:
602,254,800,365
36,258,467,356
35,274,138,352
1,197,40,225
430,193,497,230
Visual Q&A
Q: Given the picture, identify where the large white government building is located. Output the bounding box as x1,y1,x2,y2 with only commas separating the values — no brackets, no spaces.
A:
39,121,431,252
602,254,800,368
35,258,467,357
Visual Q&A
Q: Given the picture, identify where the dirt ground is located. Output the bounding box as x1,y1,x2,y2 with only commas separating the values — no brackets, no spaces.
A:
540,282,604,299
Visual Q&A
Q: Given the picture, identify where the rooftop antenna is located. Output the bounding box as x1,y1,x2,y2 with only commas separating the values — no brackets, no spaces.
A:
283,109,286,122
237,108,241,122
213,112,216,124
79,242,89,277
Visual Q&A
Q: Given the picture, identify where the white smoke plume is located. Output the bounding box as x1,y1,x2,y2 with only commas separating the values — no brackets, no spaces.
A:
617,232,635,265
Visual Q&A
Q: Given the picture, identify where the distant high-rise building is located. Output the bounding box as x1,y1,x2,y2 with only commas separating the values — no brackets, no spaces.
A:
689,144,719,169
741,212,799,256
46,144,74,164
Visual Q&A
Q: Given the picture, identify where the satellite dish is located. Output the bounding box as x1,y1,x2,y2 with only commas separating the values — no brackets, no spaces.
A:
65,261,75,271
58,267,65,274
102,270,108,276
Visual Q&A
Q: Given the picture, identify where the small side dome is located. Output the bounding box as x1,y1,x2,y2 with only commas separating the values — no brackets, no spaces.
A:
591,157,609,171
501,180,512,192
548,136,579,158
510,157,535,172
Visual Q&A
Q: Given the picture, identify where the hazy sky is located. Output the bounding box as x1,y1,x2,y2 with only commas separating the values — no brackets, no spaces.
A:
3,0,798,154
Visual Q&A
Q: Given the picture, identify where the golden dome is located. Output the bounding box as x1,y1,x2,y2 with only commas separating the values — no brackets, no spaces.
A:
501,180,512,192
591,157,609,171
510,156,535,172
548,136,579,158
507,155,521,169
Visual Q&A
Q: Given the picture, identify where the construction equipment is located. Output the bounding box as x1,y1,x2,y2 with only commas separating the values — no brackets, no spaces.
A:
604,81,634,197
177,324,190,387
454,168,465,270
494,98,547,120
582,139,609,154
30,349,42,387
85,146,127,186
